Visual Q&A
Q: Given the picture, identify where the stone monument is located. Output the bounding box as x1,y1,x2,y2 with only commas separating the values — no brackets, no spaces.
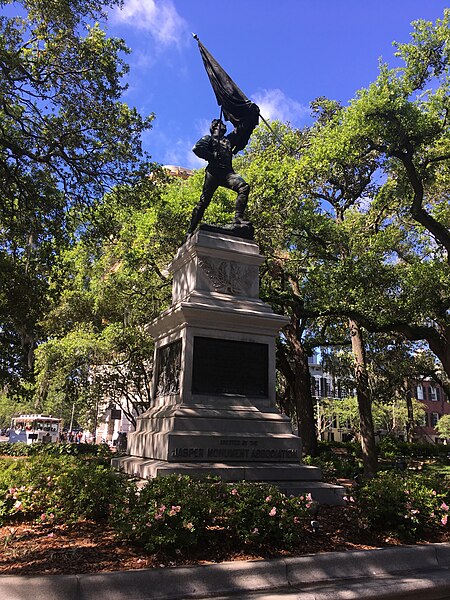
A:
113,225,344,504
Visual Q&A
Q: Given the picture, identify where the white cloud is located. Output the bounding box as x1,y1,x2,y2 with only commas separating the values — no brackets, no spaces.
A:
111,0,189,48
252,89,309,125
163,138,203,170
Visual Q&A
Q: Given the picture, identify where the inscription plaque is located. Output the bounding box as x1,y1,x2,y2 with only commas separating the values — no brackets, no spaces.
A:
192,337,268,396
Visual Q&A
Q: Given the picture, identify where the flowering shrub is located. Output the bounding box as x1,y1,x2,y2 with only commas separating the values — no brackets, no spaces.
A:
353,470,450,540
0,454,131,525
110,475,312,556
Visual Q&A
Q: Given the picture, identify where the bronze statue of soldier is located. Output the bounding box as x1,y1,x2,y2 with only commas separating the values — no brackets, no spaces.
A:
186,118,251,236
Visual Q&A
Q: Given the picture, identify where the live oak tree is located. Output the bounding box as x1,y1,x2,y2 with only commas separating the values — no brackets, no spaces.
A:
270,11,450,469
0,0,153,392
34,169,233,427
35,178,173,426
330,11,450,387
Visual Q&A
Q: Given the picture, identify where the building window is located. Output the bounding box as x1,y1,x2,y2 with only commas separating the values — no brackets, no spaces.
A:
430,412,440,427
311,377,321,397
430,387,437,401
416,385,424,400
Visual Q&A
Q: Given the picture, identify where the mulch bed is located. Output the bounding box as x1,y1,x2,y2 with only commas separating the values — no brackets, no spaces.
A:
2,504,449,576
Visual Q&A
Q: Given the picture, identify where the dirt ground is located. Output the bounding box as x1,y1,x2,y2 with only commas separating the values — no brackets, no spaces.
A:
1,504,449,576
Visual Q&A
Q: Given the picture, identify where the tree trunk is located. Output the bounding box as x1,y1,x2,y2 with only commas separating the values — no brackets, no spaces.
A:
278,319,318,457
349,318,377,476
404,378,415,443
293,346,318,457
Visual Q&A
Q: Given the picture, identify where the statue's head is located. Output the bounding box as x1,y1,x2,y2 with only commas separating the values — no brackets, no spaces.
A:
210,119,227,136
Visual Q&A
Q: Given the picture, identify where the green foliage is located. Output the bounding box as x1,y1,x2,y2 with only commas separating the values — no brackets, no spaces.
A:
377,437,447,459
354,470,450,539
303,441,362,480
435,415,450,440
0,441,112,458
0,453,130,525
110,475,312,557
0,390,34,428
303,453,358,480
0,442,31,457
0,0,154,391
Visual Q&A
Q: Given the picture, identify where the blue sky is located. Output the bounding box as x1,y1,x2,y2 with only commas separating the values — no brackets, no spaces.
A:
105,1,448,168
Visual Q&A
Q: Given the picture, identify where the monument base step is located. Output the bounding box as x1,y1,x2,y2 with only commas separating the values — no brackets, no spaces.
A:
112,456,345,505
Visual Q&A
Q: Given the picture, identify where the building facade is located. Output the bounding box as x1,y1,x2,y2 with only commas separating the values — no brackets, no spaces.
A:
309,352,450,444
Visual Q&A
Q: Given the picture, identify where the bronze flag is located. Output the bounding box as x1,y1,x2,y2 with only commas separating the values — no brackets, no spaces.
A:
195,35,259,152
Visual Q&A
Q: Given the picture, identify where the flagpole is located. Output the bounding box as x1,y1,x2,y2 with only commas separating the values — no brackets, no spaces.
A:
258,113,296,156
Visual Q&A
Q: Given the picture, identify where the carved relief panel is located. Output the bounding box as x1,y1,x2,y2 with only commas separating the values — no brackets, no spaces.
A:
198,256,257,296
154,339,182,397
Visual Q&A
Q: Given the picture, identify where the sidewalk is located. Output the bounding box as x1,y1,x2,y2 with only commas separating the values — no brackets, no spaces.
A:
1,543,450,600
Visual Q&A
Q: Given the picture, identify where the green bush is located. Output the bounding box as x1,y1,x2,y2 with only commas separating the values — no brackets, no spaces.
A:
0,441,112,458
377,437,446,460
0,454,131,525
0,442,31,456
304,446,361,481
317,440,360,456
110,475,313,557
354,470,450,540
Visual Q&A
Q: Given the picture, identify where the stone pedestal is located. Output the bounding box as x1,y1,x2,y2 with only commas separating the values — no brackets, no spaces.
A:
113,226,344,504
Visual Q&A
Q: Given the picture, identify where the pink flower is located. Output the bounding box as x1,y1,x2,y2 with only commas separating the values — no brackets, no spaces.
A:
168,505,181,516
265,495,272,502
432,490,437,496
349,496,355,503
441,515,448,526
252,528,259,535
306,493,313,502
441,502,449,511
14,500,22,511
293,516,300,524
154,513,164,520
40,513,47,521
231,488,238,495
269,507,277,517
